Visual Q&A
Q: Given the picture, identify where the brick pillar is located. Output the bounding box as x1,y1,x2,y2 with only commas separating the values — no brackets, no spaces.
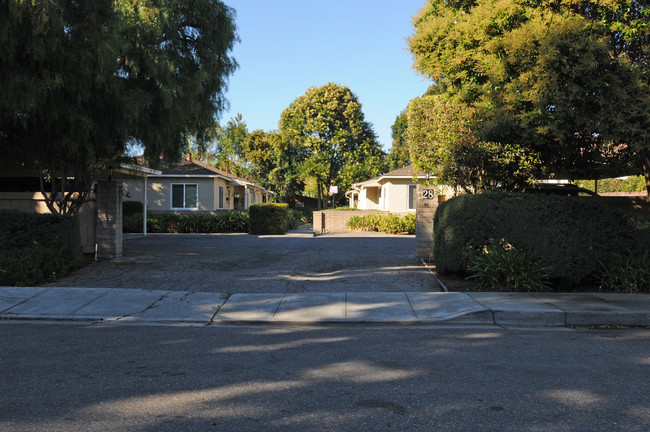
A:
96,180,123,259
415,184,438,262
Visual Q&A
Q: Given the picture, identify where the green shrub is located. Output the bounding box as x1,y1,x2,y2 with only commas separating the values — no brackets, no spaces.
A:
598,251,650,293
577,176,646,193
287,209,304,230
248,203,290,235
122,201,143,217
122,212,249,234
293,205,313,223
467,245,552,292
434,192,650,287
123,212,144,233
347,213,416,234
0,209,84,286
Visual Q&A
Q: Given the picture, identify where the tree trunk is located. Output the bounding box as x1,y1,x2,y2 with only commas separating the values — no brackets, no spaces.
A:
317,180,323,210
642,149,650,200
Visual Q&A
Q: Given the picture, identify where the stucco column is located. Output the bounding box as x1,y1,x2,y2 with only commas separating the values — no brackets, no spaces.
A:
415,184,438,262
96,180,123,259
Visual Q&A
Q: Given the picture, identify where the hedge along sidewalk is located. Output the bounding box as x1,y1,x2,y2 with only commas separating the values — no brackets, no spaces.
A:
433,192,650,289
0,209,84,286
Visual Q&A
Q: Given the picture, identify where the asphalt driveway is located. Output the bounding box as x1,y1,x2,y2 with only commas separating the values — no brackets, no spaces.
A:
48,231,441,293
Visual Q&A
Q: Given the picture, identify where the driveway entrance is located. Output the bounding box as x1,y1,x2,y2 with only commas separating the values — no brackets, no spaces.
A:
48,231,441,293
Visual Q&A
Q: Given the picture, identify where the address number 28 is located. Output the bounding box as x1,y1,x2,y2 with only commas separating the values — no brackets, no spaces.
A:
422,189,435,200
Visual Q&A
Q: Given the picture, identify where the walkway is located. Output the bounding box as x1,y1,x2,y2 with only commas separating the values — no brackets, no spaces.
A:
2,286,649,327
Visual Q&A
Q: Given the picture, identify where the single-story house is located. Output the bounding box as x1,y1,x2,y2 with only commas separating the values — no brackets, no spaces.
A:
121,156,274,213
345,165,429,213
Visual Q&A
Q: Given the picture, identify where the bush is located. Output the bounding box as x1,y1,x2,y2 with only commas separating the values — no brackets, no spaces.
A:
287,209,304,230
248,203,291,235
293,205,313,223
122,200,143,217
347,213,416,234
577,176,646,193
434,192,650,287
467,245,552,292
598,251,650,293
122,212,249,234
0,209,84,286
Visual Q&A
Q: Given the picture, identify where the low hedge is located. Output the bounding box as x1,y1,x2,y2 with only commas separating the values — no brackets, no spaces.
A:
347,213,416,235
249,203,295,235
122,201,143,217
123,212,249,233
0,209,84,286
434,192,650,287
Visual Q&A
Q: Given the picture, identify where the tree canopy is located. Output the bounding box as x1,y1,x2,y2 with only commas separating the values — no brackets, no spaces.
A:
0,0,239,213
408,0,650,194
279,83,384,208
386,110,411,171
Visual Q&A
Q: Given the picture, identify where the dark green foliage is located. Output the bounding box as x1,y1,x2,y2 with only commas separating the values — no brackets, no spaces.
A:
408,0,650,193
0,209,83,285
287,209,305,231
292,206,313,224
122,212,249,234
122,201,143,218
347,213,416,235
434,192,650,287
467,246,552,292
1,0,239,214
248,203,291,235
598,251,650,293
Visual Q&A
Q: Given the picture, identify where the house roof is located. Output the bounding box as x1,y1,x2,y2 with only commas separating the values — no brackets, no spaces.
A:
351,165,424,189
383,165,416,177
133,156,274,193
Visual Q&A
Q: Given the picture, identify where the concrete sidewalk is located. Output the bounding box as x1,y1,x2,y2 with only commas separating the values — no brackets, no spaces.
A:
1,286,649,327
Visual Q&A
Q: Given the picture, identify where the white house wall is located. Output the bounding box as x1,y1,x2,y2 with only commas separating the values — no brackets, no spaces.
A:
360,187,380,210
383,179,416,213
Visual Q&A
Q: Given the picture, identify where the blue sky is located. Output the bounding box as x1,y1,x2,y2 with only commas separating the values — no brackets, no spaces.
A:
221,0,432,152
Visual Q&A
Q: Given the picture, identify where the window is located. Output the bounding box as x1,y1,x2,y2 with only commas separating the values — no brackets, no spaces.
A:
171,184,198,209
408,184,417,210
218,186,224,209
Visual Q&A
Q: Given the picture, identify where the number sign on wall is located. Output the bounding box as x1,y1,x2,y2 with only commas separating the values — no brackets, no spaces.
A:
422,189,435,200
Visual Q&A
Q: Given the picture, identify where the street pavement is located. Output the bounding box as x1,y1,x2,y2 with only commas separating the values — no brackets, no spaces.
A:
2,286,649,327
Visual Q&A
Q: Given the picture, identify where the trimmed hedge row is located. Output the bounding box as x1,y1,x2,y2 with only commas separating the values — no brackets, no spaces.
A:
434,192,650,287
347,213,416,235
123,212,249,233
0,209,84,286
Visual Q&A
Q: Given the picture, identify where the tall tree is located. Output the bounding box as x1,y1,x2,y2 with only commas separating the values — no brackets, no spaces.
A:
242,130,305,204
279,83,384,208
408,0,649,194
386,110,410,171
213,114,249,177
0,0,239,214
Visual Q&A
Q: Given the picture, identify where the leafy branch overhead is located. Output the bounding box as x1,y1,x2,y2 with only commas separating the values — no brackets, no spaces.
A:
0,0,239,214
407,0,650,194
